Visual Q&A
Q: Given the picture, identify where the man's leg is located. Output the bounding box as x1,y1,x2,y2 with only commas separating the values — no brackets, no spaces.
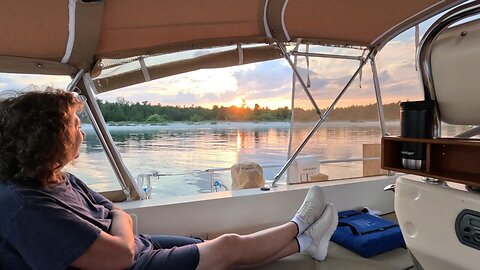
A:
235,239,300,269
131,235,202,270
196,222,298,270
196,186,329,270
217,204,337,270
148,235,203,248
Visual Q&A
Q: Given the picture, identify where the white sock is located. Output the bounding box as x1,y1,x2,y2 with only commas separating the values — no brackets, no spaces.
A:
291,216,309,236
296,234,312,252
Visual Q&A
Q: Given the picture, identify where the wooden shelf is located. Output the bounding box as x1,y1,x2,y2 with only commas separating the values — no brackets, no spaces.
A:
382,136,480,187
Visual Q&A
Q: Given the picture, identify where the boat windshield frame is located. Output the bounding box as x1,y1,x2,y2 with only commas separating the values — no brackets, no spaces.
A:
2,1,474,201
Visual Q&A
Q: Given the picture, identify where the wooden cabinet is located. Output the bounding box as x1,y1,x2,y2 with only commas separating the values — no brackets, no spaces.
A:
382,136,480,187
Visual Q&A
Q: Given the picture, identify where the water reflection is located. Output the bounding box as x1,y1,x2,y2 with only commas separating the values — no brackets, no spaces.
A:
65,122,469,198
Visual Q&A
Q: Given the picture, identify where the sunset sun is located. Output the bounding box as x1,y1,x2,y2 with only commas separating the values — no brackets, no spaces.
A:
234,96,246,108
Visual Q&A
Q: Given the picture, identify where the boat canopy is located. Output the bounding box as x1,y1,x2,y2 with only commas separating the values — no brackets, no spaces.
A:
0,0,465,88
0,0,471,201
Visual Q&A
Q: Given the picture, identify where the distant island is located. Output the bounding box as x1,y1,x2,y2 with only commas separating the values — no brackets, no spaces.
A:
85,98,401,124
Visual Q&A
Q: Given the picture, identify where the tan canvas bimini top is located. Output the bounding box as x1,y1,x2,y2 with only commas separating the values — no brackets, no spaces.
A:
0,0,466,90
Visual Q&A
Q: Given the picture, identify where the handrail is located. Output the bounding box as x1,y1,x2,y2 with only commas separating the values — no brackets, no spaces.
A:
272,49,375,187
291,51,363,61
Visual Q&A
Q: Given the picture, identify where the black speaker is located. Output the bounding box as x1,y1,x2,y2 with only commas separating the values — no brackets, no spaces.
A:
400,100,434,170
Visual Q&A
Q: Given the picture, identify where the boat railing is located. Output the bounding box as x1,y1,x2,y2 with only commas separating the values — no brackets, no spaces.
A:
205,157,381,192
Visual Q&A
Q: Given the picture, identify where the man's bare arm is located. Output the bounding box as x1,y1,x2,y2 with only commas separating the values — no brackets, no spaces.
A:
70,209,135,270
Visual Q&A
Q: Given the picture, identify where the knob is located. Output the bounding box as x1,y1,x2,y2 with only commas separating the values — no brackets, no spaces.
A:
384,184,395,192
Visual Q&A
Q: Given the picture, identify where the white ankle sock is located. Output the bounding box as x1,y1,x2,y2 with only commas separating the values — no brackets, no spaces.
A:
296,234,312,252
291,216,309,236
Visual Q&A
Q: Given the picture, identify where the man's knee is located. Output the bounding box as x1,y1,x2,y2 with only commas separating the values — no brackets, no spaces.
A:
217,233,243,247
217,233,246,264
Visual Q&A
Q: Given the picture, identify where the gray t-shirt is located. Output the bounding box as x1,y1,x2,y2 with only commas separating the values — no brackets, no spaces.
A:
0,173,148,270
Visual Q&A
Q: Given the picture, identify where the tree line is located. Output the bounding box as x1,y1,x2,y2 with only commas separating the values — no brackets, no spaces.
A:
295,102,401,122
89,98,402,123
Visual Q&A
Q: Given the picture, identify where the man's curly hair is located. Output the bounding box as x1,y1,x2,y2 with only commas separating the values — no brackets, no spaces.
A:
0,88,83,185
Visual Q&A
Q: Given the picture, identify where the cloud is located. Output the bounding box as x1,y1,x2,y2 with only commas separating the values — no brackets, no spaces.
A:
0,30,425,108
378,70,391,82
157,91,239,105
232,60,320,103
99,83,239,106
98,37,423,109
233,60,291,91
0,73,70,93
0,77,21,91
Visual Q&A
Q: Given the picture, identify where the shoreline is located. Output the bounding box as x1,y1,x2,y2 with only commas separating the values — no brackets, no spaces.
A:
81,120,401,131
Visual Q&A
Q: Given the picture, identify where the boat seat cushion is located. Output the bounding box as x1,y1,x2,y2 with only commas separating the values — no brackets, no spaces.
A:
332,210,406,257
254,242,412,270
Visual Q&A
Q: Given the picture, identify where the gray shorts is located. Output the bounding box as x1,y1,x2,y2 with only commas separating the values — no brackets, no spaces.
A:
132,235,203,270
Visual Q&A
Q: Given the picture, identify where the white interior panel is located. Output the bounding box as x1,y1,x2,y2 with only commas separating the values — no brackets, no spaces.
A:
395,175,480,270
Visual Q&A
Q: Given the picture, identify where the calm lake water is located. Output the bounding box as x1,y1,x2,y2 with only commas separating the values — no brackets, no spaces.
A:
64,121,469,198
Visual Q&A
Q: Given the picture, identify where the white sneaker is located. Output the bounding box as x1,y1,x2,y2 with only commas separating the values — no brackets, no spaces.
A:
305,203,338,261
294,186,327,231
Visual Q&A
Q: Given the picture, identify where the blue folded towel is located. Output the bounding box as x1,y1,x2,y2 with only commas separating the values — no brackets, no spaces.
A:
331,210,406,257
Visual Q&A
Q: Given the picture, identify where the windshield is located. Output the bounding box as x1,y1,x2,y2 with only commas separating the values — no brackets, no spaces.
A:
0,21,471,199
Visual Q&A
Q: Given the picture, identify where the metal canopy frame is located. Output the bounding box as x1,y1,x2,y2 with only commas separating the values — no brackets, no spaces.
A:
65,41,392,200
272,44,388,187
67,72,144,201
417,1,480,138
0,0,471,201
67,40,391,198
